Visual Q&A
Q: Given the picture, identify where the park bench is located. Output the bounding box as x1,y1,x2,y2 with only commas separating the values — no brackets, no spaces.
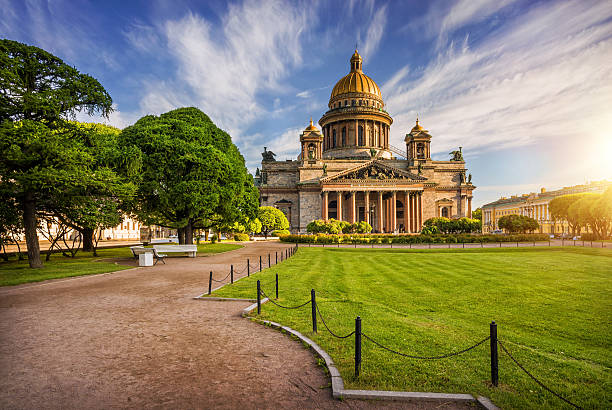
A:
130,245,165,265
152,244,197,258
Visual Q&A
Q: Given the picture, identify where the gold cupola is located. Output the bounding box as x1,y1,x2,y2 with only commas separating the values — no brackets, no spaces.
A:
318,50,393,160
329,49,383,106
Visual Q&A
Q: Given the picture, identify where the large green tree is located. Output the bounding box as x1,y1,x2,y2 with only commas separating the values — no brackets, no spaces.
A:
548,193,587,236
120,107,257,244
497,214,539,233
258,206,289,239
45,123,137,254
0,39,113,268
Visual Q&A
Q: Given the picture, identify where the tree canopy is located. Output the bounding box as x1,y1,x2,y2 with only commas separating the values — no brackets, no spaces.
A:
120,107,258,244
0,39,112,123
0,40,114,268
497,214,539,233
258,207,289,238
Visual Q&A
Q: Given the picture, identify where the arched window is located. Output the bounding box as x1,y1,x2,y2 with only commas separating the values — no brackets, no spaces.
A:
442,207,449,218
332,129,337,147
358,126,364,146
341,127,346,146
344,100,348,106
352,100,356,106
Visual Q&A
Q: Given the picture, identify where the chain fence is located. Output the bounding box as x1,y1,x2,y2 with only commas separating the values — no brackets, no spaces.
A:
252,279,586,409
498,340,582,409
362,333,490,360
315,302,355,339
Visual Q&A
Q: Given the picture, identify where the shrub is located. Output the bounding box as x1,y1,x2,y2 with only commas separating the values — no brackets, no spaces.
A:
211,233,219,243
271,229,290,236
279,233,550,244
233,233,250,241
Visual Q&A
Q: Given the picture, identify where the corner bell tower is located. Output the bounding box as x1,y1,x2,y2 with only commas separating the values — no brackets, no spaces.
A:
300,118,323,163
405,118,432,165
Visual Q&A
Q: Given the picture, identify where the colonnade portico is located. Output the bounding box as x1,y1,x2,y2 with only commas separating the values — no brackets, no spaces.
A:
321,188,424,233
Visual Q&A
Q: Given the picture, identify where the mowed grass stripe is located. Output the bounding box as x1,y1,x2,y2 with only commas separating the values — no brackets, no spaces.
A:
211,247,611,409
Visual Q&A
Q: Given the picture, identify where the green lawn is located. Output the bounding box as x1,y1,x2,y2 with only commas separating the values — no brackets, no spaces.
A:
210,247,612,409
0,243,242,286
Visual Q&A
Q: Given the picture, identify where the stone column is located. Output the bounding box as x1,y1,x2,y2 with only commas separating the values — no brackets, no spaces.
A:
391,191,397,233
337,191,343,221
350,191,356,223
418,192,423,232
322,191,329,220
378,191,384,233
468,197,472,219
364,191,370,225
404,191,410,234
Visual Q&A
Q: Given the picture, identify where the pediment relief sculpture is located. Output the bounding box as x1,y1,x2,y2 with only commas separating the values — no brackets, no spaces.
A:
325,162,425,182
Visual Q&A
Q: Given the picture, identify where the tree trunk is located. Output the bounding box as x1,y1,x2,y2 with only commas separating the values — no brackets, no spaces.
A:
82,227,94,252
184,221,193,245
22,194,43,268
177,227,185,245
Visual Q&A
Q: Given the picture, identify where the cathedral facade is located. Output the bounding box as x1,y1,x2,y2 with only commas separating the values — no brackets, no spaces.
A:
256,50,475,234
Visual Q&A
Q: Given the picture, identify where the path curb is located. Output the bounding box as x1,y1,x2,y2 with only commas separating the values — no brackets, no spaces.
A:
194,296,257,302
242,302,499,409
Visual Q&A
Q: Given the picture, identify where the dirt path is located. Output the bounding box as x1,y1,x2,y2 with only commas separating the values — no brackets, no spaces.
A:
0,242,469,409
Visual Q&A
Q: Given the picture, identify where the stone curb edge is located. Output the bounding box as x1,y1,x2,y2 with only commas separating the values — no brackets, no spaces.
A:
194,296,257,302
241,302,499,409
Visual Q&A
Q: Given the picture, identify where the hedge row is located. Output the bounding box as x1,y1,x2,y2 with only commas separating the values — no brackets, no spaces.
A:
279,233,550,244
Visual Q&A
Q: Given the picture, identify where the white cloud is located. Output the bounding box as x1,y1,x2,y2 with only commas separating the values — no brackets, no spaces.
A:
430,0,517,49
242,126,302,171
361,4,387,60
384,0,612,158
137,0,310,138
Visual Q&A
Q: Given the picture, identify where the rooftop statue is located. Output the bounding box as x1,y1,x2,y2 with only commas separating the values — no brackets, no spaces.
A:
262,147,276,162
449,146,464,162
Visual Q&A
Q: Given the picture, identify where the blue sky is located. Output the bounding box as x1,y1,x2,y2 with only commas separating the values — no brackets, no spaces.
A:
2,0,612,207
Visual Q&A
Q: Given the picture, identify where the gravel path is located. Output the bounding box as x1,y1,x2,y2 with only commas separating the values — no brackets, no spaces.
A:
0,242,471,409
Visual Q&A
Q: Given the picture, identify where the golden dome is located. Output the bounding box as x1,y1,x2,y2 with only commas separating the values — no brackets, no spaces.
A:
305,117,318,131
411,118,424,132
330,50,382,101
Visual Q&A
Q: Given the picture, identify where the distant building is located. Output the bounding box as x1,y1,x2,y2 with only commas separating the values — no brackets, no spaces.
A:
481,180,612,234
256,50,475,233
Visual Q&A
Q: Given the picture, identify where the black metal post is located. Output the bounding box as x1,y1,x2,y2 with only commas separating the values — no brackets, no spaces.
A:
268,253,270,267
257,280,261,314
499,241,501,248
276,252,278,264
355,316,362,378
286,249,288,259
516,241,519,247
490,321,499,387
230,265,234,284
247,259,250,277
208,271,213,295
275,273,279,299
462,242,465,248
311,289,317,333
259,255,262,272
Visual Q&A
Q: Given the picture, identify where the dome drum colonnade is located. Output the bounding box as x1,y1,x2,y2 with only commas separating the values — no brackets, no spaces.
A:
319,50,393,160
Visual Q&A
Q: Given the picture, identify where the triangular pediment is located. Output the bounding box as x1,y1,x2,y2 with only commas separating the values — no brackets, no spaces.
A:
321,160,427,183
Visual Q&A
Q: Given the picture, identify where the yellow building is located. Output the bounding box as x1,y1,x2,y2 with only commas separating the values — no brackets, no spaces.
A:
481,180,612,235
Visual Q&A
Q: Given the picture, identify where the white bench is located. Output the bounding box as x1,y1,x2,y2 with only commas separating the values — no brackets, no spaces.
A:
130,246,151,258
153,244,197,258
130,246,165,265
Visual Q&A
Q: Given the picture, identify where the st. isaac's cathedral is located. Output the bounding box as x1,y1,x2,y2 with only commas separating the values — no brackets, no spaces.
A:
256,50,475,233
